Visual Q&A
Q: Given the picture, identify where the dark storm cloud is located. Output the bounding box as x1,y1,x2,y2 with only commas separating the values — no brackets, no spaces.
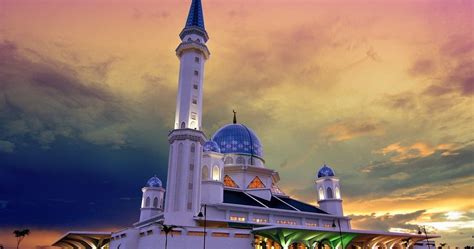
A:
350,210,425,231
0,40,129,149
344,144,474,198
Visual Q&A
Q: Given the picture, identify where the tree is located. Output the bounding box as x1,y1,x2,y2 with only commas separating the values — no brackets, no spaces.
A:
13,229,30,249
160,225,178,249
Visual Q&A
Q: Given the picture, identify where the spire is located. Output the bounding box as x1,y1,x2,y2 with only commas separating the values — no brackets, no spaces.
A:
185,0,205,30
233,110,237,124
180,0,209,41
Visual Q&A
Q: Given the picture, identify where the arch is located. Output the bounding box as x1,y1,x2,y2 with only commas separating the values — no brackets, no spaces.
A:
335,186,341,199
153,197,158,208
327,187,334,199
180,122,185,129
196,38,201,43
319,187,325,200
202,165,209,180
190,143,196,152
212,165,220,181
145,197,151,207
236,156,245,165
224,156,233,164
187,38,192,42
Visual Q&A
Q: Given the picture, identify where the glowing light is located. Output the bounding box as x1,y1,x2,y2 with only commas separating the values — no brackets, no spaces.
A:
446,211,463,220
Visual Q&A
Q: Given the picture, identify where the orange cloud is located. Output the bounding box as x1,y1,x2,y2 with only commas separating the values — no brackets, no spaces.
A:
376,142,460,163
321,119,385,142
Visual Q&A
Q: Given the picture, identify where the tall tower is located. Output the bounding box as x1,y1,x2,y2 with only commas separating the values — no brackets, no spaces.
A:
164,0,209,227
139,176,165,222
174,0,210,130
315,164,344,216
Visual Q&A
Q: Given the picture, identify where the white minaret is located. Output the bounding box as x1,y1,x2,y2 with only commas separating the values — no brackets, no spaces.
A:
315,164,344,216
139,176,165,222
164,0,209,227
173,0,210,130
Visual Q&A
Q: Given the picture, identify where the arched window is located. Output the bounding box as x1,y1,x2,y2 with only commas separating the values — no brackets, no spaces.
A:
197,38,201,43
187,38,192,42
236,156,245,165
190,143,195,152
202,165,209,180
335,186,341,199
153,197,158,208
145,197,151,207
224,156,233,165
319,187,325,200
212,165,220,181
326,187,334,199
180,122,185,129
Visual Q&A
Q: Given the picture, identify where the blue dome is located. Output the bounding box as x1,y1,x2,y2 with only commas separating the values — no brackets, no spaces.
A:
211,124,263,158
317,164,335,178
146,176,162,187
203,140,221,153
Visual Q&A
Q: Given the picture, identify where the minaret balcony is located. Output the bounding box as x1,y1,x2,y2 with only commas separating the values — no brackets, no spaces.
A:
176,41,210,59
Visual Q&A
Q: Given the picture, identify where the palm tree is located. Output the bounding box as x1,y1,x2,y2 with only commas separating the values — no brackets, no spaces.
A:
13,229,30,249
160,225,178,249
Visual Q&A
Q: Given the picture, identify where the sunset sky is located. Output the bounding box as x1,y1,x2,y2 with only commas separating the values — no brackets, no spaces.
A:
0,0,472,248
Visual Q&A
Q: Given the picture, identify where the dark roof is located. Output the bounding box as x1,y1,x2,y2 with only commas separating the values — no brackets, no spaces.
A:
223,190,328,214
185,0,205,30
277,196,328,214
223,189,264,207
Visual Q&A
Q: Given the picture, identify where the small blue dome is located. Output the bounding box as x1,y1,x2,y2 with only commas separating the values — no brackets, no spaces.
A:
146,176,162,187
211,124,263,158
317,164,335,178
203,140,221,153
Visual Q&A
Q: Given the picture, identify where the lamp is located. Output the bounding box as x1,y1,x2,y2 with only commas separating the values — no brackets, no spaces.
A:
198,204,207,249
333,219,344,249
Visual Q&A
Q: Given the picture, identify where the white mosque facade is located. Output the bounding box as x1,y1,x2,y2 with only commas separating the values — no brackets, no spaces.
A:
53,0,438,248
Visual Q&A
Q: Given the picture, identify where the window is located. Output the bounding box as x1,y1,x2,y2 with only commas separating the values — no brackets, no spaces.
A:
306,222,318,227
212,165,220,181
147,230,153,235
202,165,209,180
145,197,150,207
195,57,200,63
192,99,197,104
326,187,334,199
191,112,197,120
236,156,245,164
252,218,268,223
230,216,246,222
319,187,325,200
190,144,196,152
224,156,233,164
180,122,185,129
153,197,158,208
223,175,239,188
276,220,297,225
193,84,198,90
247,176,266,189
335,186,341,199
194,70,199,76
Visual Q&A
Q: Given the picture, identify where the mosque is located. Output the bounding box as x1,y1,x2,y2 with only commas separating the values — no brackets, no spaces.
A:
53,0,438,248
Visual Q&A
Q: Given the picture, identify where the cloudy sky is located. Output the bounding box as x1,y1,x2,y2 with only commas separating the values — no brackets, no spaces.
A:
0,0,472,248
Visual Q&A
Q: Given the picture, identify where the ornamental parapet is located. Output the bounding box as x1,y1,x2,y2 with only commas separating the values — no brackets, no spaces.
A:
168,129,207,145
176,41,210,59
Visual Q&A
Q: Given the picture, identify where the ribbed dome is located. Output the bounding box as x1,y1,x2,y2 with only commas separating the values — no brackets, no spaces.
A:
211,124,263,158
146,176,163,187
317,164,335,178
203,140,220,153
